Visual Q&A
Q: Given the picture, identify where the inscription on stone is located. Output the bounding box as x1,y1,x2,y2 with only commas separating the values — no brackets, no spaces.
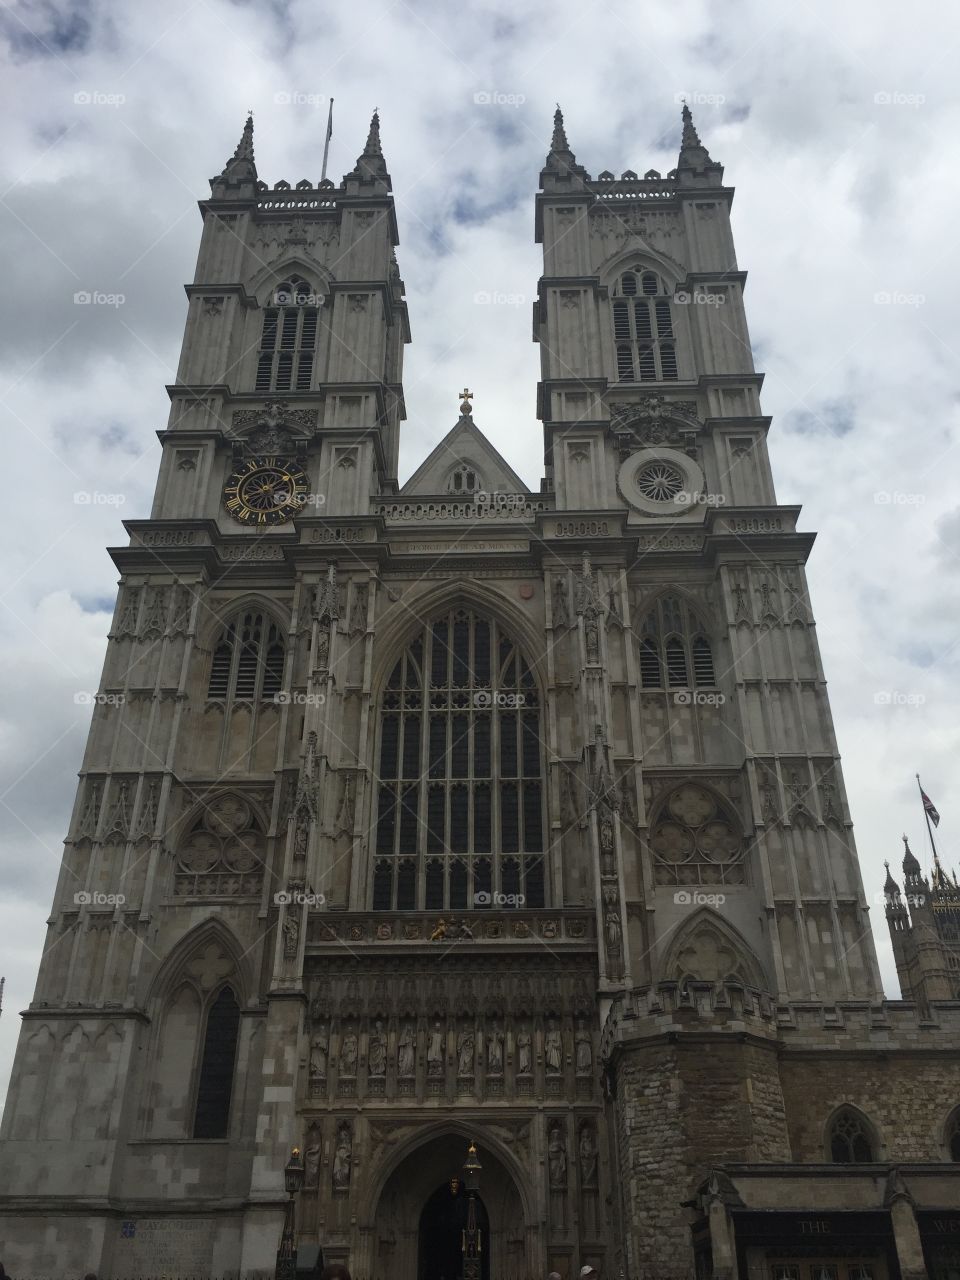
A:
116,1217,214,1269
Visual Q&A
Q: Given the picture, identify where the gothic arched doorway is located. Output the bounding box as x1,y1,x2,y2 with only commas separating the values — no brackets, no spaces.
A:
417,1179,490,1280
370,1128,530,1280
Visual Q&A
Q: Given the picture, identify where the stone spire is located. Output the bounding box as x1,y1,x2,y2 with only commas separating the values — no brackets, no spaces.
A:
542,104,586,183
551,105,570,153
347,109,389,183
883,860,901,898
901,833,924,888
210,112,258,198
676,101,723,184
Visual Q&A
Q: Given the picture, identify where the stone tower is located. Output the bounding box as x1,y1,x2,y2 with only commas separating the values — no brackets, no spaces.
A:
2,106,959,1280
885,835,960,1004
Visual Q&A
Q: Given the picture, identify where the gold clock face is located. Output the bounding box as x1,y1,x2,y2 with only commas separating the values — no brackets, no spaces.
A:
223,455,309,525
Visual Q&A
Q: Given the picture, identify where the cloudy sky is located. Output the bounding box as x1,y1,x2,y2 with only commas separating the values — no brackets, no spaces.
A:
1,0,958,1108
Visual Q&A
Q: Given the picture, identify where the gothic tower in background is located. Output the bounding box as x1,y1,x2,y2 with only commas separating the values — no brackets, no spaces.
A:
0,105,958,1280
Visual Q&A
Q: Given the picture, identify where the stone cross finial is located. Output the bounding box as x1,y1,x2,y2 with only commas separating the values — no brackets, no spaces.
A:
459,388,473,416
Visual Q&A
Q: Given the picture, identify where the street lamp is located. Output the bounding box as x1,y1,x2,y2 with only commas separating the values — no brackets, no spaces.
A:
276,1145,305,1280
461,1141,482,1280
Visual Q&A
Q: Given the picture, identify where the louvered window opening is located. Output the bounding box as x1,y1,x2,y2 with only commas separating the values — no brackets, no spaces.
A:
638,595,717,690
255,278,321,392
373,610,546,911
208,611,285,702
613,269,678,383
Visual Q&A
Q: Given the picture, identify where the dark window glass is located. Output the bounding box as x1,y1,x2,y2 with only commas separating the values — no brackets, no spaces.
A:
192,986,240,1139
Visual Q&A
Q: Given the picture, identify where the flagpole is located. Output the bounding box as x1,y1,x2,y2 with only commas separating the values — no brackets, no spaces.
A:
321,97,334,183
917,773,940,865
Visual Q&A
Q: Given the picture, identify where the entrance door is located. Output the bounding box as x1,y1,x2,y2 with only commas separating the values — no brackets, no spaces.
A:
417,1180,490,1280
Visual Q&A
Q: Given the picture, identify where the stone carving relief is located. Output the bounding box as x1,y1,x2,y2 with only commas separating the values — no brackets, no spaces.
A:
332,1121,352,1191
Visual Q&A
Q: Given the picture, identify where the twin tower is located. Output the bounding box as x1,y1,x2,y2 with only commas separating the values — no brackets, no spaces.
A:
0,105,958,1280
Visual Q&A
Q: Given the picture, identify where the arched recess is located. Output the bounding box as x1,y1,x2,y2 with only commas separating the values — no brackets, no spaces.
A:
247,254,335,306
364,585,549,911
597,244,686,292
170,788,270,899
825,1104,881,1163
631,589,720,693
599,247,688,386
659,906,768,991
363,1122,535,1280
647,779,746,888
139,918,251,1139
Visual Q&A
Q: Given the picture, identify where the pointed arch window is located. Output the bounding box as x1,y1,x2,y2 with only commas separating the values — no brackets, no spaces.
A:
207,610,285,704
255,277,321,392
612,268,678,383
946,1107,960,1162
192,985,241,1139
448,463,482,495
637,595,716,690
828,1107,877,1163
373,608,545,910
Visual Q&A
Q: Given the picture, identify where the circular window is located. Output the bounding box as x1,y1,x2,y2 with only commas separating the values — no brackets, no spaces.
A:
635,460,685,502
617,447,705,517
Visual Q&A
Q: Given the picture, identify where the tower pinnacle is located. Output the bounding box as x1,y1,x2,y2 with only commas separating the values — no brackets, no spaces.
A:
347,109,389,184
676,101,722,184
551,105,570,153
542,104,586,184
210,112,258,197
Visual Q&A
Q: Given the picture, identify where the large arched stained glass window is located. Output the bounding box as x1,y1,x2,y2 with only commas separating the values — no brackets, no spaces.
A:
373,608,546,911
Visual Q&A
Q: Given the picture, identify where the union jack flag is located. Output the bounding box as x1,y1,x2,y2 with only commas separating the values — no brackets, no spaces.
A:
920,785,941,827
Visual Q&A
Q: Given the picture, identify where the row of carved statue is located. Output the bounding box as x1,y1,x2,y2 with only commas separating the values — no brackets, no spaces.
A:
310,1017,594,1080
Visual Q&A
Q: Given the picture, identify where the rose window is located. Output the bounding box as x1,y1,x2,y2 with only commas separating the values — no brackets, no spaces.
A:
635,460,685,502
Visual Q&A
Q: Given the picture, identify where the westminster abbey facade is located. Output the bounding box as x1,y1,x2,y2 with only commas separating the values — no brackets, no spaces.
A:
1,107,959,1280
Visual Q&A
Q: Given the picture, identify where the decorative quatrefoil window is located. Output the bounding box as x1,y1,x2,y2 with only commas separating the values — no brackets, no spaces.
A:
175,794,265,898
649,782,745,886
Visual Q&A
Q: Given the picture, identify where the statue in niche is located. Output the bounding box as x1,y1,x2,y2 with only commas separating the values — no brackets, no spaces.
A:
605,912,623,980
339,1030,358,1076
427,1020,444,1076
579,1125,598,1186
350,583,368,634
552,574,568,626
398,1023,416,1076
584,607,601,662
304,1130,322,1188
457,1026,475,1076
315,626,329,670
486,1021,504,1074
575,1020,592,1075
516,1026,533,1075
548,1124,567,1187
545,1020,562,1074
282,914,299,957
310,1027,329,1081
368,1020,386,1076
332,1123,352,1190
293,816,309,860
